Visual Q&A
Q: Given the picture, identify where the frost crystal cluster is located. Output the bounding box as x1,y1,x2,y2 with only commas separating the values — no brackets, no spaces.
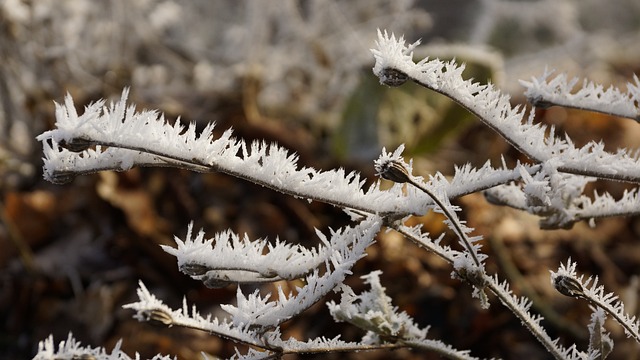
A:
34,29,640,360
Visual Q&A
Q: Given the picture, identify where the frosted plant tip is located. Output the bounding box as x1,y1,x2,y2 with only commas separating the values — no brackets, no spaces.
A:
379,68,409,87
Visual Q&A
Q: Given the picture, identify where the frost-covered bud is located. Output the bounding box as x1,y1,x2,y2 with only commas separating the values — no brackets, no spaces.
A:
483,189,508,206
59,137,94,152
552,274,585,298
379,68,409,87
376,159,411,183
180,262,211,276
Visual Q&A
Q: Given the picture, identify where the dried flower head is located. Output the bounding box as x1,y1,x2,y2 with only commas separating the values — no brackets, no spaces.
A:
144,308,174,326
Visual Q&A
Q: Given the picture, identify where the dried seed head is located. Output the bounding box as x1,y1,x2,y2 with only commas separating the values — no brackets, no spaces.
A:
380,68,409,87
145,308,173,326
376,159,411,183
552,274,585,298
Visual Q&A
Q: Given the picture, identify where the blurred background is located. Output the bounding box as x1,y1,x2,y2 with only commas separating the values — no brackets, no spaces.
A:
1,0,640,358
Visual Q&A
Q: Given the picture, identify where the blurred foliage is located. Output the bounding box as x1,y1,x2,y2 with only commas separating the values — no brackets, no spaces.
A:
334,55,497,160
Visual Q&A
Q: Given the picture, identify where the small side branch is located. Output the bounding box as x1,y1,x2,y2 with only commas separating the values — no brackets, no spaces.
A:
392,223,576,359
520,69,640,121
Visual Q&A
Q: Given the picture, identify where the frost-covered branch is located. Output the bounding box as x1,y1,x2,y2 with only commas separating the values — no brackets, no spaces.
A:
486,179,640,229
520,69,640,121
123,281,265,347
374,145,486,270
328,271,479,360
393,222,580,360
34,333,174,360
221,216,381,329
123,217,382,356
551,259,640,344
484,163,598,229
37,90,424,217
483,274,584,360
36,89,549,221
161,223,339,287
371,29,640,184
